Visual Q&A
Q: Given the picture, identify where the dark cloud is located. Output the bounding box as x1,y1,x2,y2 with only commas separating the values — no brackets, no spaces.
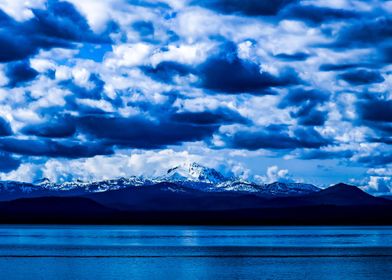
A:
0,152,21,173
144,42,301,93
0,0,110,63
275,52,310,61
368,136,392,145
77,115,218,149
319,63,375,72
225,125,331,150
279,88,329,108
59,73,105,100
358,99,392,123
142,61,193,83
357,150,392,166
355,98,392,145
380,46,392,63
292,106,327,126
0,138,113,158
281,5,358,25
331,17,392,48
279,88,329,126
0,117,12,137
170,108,249,125
198,54,300,94
338,69,384,85
192,0,298,16
5,60,39,87
21,116,76,138
293,127,332,148
31,0,108,43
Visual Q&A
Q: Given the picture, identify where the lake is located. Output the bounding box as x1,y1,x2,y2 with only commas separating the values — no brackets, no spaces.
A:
0,225,391,279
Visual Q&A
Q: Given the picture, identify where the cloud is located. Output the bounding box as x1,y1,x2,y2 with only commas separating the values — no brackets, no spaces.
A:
0,0,390,185
338,69,384,85
274,52,310,61
331,17,392,48
142,61,194,84
5,60,39,87
21,115,76,138
224,125,331,151
279,88,329,107
0,138,113,158
358,99,392,123
0,0,110,63
0,152,21,173
360,168,392,194
59,73,105,100
197,43,301,94
0,117,13,136
255,165,293,184
132,20,155,38
298,149,354,160
192,0,298,16
319,63,374,72
279,88,329,126
170,107,249,125
77,115,218,149
292,106,327,126
356,149,392,166
281,5,358,25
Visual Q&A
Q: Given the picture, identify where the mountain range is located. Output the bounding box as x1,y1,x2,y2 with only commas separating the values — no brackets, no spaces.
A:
0,162,391,225
0,162,320,200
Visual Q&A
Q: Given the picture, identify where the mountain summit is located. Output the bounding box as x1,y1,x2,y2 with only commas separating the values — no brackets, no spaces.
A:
165,162,227,184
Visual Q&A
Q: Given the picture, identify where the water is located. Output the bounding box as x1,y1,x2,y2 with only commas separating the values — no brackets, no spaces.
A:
0,225,391,280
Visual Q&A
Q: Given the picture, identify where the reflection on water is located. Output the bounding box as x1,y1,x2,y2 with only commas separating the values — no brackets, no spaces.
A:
0,225,391,279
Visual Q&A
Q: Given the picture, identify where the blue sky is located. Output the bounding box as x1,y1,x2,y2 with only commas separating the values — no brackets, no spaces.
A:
0,0,391,193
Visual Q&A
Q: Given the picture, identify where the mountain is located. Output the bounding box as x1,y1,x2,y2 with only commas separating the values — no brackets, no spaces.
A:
0,196,115,223
0,162,321,200
164,162,227,184
259,182,320,197
306,183,389,206
269,183,390,207
160,162,321,196
0,184,391,225
84,182,268,211
82,182,387,212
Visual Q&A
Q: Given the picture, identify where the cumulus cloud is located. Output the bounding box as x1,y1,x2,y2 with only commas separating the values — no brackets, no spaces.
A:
255,166,293,184
0,0,390,188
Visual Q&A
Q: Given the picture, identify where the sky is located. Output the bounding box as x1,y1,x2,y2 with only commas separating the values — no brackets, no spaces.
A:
0,0,391,193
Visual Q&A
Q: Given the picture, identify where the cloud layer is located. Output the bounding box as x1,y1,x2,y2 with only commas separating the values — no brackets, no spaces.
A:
0,0,391,193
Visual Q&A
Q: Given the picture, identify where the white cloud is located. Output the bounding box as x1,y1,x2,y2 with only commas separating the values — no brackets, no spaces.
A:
66,0,116,33
255,166,293,184
0,0,46,21
104,43,152,68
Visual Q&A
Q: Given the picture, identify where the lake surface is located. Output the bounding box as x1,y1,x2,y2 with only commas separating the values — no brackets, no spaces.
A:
0,225,391,279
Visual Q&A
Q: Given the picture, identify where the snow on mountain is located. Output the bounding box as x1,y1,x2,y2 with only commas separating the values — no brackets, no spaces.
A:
164,162,227,184
33,176,154,193
216,180,264,193
0,181,37,193
0,162,320,198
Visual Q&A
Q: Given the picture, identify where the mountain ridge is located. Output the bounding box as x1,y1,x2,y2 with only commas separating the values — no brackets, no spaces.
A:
0,162,322,200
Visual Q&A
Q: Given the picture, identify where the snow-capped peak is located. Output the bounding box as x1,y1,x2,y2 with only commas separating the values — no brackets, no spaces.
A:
165,162,226,184
34,177,51,185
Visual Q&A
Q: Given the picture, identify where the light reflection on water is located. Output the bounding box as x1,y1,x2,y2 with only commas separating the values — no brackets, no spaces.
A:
0,225,391,280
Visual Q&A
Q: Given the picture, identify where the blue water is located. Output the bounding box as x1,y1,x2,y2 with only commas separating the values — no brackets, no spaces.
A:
0,225,391,279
